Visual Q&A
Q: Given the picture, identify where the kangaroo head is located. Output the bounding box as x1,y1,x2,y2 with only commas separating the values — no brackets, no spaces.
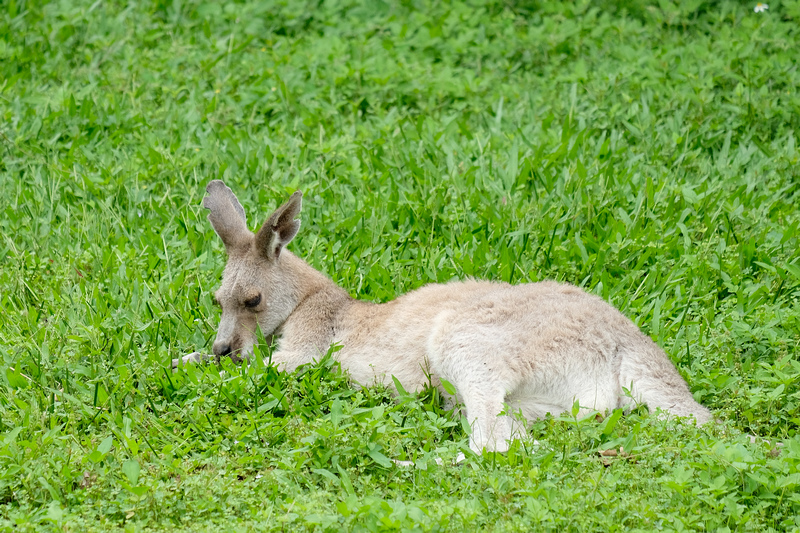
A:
203,180,303,362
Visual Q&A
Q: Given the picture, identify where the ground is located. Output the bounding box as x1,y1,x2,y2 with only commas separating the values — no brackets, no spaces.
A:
1,0,799,531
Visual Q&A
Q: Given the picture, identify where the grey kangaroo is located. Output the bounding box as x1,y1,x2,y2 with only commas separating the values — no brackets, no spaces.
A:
173,180,713,454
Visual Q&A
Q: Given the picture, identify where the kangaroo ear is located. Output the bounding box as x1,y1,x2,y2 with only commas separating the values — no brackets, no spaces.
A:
203,180,251,253
255,191,302,261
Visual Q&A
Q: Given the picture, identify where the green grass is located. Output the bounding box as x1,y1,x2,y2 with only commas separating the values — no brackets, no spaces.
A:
2,0,800,530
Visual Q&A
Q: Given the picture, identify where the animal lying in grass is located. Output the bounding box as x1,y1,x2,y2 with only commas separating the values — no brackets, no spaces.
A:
173,180,713,454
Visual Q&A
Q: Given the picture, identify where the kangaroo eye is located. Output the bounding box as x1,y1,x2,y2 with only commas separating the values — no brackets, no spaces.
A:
244,294,262,308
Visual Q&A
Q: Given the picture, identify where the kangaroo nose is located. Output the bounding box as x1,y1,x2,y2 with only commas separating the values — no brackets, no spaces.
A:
213,341,231,357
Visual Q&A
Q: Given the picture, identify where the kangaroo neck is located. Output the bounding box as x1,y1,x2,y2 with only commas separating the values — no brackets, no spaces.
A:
277,250,353,337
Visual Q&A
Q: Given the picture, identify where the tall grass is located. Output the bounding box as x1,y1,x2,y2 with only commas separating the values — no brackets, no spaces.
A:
1,0,799,530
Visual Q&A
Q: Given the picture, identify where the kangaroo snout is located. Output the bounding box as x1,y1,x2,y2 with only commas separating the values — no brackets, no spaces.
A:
212,338,251,364
212,340,232,357
211,309,253,362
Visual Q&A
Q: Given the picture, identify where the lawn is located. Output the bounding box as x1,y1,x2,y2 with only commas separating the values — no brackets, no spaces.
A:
2,0,800,530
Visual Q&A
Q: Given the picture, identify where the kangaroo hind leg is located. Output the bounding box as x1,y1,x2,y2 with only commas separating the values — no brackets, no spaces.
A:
429,308,536,454
459,383,515,454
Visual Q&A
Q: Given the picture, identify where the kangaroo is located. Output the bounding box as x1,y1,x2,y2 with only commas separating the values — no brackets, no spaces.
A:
173,180,713,454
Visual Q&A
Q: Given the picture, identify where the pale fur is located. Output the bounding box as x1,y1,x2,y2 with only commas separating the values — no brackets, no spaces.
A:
174,180,713,454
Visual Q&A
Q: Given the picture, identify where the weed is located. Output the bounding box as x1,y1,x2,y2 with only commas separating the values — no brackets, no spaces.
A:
2,0,800,530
